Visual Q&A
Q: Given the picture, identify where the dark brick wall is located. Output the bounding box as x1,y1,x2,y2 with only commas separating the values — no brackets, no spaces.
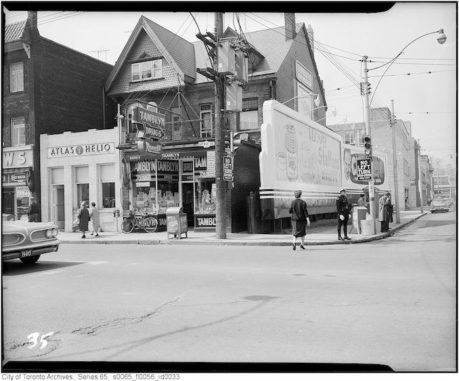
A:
2,49,32,146
37,37,114,136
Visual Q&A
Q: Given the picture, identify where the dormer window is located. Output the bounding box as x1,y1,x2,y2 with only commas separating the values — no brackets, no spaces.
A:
131,59,163,82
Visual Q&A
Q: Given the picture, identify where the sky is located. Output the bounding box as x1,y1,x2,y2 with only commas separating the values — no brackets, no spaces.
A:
3,2,457,166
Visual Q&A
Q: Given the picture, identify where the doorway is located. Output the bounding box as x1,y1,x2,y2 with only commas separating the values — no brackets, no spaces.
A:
181,182,194,227
53,185,65,229
2,188,15,216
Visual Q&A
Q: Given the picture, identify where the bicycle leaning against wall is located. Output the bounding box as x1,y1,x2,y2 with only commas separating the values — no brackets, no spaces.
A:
121,210,158,233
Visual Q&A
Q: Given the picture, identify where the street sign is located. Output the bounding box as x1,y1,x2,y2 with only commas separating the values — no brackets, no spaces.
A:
223,155,233,181
356,159,372,181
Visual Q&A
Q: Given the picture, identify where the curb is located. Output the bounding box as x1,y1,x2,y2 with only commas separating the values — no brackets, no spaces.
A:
59,213,428,247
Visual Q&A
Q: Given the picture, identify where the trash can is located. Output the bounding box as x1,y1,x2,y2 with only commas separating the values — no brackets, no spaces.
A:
166,207,188,239
360,219,375,236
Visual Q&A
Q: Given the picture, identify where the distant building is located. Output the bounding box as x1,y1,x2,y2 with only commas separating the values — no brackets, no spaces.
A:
420,155,434,204
328,107,418,211
2,12,116,222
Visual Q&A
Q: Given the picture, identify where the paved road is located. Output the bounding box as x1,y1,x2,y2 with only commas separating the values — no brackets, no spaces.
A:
2,211,456,371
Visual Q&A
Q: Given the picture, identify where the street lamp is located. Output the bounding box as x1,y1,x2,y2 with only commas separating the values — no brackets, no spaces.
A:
361,29,447,225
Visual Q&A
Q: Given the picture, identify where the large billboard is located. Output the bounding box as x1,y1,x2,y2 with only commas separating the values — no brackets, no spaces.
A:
259,100,342,218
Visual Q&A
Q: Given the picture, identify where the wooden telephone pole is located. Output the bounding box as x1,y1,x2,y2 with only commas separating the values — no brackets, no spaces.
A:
214,12,227,239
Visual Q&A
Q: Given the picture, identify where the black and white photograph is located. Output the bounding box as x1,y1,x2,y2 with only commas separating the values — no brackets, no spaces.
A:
1,1,457,375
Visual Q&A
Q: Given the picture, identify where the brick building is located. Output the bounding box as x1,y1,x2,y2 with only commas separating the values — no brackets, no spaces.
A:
420,154,434,204
2,12,116,221
328,107,418,211
104,13,327,232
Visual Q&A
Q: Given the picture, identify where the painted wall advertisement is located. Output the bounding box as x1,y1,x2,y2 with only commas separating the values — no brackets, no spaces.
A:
259,100,342,218
260,100,341,191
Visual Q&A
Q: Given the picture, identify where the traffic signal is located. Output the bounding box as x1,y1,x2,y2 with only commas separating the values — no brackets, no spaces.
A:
367,82,371,94
363,136,372,156
131,169,138,181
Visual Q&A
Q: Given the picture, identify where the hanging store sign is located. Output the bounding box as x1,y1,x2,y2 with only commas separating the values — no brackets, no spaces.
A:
48,143,115,158
2,171,29,186
133,107,165,140
3,146,34,169
137,139,162,157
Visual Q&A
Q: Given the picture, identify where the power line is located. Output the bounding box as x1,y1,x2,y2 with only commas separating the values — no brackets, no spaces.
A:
368,69,455,78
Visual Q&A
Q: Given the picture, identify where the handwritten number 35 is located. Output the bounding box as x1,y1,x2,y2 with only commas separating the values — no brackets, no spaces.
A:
27,332,54,349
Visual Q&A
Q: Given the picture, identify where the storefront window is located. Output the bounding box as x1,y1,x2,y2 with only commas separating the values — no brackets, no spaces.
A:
99,164,115,208
102,183,115,208
132,160,179,214
75,166,89,207
77,184,89,207
195,179,216,214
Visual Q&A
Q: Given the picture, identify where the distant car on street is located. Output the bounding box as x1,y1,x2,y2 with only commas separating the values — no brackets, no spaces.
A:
430,197,452,213
2,219,60,264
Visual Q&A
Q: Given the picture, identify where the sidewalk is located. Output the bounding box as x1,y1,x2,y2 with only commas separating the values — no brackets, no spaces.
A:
57,210,428,246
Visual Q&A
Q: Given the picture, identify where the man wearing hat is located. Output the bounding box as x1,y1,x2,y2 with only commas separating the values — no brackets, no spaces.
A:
336,188,352,240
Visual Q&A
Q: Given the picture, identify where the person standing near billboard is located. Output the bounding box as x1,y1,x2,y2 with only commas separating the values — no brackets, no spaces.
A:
336,188,352,240
289,190,310,251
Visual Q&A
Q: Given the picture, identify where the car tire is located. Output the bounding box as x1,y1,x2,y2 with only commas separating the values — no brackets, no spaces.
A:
20,255,41,265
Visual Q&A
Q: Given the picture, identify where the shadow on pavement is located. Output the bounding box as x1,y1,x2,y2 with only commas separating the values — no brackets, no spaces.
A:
2,260,85,276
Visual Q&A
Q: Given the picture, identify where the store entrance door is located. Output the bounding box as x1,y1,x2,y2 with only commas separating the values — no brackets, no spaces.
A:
53,185,65,229
2,188,15,216
182,182,194,227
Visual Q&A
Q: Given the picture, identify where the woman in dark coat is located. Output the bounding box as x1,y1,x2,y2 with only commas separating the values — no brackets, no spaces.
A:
289,190,310,251
78,202,90,239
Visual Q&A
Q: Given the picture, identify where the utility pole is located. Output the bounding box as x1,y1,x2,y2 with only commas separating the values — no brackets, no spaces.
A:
417,143,424,213
214,12,227,239
362,56,376,226
390,99,401,224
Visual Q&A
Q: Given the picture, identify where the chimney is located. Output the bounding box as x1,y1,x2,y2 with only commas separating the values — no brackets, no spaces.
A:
27,11,38,30
284,13,296,40
307,25,314,53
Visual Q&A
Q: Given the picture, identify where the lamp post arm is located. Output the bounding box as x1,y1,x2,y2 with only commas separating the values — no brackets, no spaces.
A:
368,29,445,106
368,30,443,72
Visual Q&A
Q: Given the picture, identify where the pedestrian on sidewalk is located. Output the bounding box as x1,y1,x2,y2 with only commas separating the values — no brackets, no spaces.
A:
336,188,352,240
289,190,310,251
379,192,393,232
89,202,100,237
77,202,90,239
28,196,40,222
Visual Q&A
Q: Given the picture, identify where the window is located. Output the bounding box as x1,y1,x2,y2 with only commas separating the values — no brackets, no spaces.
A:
200,104,213,138
11,117,26,147
240,98,258,130
344,131,355,145
172,115,181,140
131,59,163,82
99,164,115,208
10,62,24,93
297,83,312,119
75,167,89,208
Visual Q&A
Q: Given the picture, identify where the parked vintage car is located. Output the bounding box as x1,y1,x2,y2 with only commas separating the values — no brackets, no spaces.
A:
430,197,451,213
2,220,60,264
